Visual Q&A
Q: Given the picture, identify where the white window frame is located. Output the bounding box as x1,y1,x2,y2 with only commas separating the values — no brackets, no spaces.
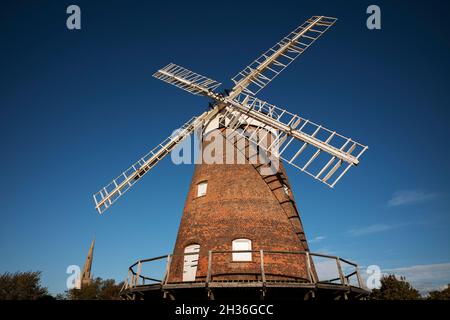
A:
232,239,252,262
283,184,290,196
197,181,208,197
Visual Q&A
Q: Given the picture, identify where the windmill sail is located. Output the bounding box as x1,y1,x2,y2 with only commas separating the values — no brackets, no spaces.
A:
153,63,221,96
230,16,337,97
152,61,368,188
93,107,221,214
93,16,368,214
221,93,367,187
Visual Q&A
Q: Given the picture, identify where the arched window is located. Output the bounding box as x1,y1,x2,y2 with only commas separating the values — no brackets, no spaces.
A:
197,181,208,197
183,244,200,282
232,239,252,262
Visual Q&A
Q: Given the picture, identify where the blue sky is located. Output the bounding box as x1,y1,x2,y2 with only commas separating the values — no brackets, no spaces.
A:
1,0,449,295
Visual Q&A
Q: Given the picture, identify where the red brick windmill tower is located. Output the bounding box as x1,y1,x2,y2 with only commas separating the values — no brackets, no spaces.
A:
94,16,368,300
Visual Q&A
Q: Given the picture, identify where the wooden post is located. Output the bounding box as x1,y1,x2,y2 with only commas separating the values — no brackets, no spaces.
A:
335,258,346,285
355,265,364,289
131,274,136,287
136,261,142,286
260,250,266,284
305,252,312,283
125,270,131,289
163,254,172,285
206,250,212,285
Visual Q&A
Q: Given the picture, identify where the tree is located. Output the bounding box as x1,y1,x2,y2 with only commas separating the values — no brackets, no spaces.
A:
0,271,50,300
67,277,123,300
370,274,421,300
428,284,450,300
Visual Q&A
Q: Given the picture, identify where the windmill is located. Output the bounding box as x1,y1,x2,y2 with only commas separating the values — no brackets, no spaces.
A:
94,16,369,300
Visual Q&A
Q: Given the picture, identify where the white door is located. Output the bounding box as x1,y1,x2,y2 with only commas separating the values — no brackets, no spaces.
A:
183,244,200,282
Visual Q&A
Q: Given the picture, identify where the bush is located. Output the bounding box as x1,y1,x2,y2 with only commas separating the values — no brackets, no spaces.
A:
0,271,50,300
370,274,421,300
428,284,450,300
67,277,123,300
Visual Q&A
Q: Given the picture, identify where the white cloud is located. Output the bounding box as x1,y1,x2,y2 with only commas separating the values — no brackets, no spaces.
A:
382,262,450,295
348,223,399,236
313,259,339,281
309,235,326,244
312,247,335,255
312,257,362,286
387,190,437,207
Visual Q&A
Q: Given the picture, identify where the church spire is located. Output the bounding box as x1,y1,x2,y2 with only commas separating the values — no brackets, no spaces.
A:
81,237,95,287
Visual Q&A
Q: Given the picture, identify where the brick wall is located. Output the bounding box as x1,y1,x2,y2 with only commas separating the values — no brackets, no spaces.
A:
168,128,312,283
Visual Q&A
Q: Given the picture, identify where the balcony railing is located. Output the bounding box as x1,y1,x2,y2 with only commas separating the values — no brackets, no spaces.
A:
122,250,365,291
